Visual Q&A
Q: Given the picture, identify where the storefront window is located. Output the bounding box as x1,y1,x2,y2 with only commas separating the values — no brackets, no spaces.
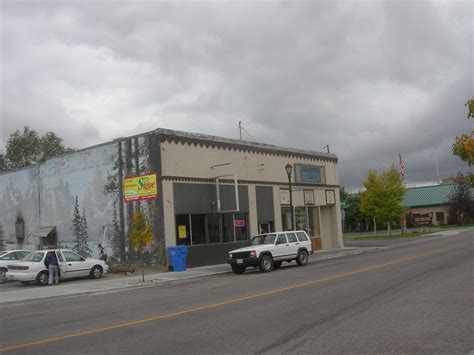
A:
295,207,307,231
222,214,234,243
234,213,248,241
208,215,220,244
176,213,249,245
281,207,292,231
175,215,190,245
191,214,206,245
308,207,320,237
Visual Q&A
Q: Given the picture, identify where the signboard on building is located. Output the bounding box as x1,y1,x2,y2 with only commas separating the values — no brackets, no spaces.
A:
280,189,290,205
414,213,433,227
123,173,158,202
304,189,315,205
326,190,335,205
295,164,325,184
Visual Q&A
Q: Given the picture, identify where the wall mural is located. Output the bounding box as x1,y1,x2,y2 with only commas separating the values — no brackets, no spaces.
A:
0,136,159,264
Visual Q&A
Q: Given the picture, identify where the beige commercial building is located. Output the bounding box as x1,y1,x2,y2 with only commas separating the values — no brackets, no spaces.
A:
0,129,344,267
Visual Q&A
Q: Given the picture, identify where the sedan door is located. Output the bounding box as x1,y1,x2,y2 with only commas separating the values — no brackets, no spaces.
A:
60,251,90,278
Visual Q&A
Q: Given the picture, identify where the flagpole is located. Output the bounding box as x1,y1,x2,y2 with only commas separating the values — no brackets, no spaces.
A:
435,149,440,184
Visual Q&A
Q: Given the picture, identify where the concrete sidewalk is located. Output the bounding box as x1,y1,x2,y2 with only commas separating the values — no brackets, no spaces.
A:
0,247,378,306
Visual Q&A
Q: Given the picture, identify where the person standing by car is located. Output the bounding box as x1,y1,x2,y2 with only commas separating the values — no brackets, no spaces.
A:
46,251,59,285
98,244,108,263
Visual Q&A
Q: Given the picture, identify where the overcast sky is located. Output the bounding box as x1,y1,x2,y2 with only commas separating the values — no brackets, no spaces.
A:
1,0,472,191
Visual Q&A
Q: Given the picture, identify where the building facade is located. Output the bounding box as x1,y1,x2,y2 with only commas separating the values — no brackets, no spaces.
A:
0,129,343,267
402,184,472,226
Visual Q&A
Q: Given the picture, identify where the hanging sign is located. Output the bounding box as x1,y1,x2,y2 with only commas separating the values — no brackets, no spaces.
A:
123,173,158,202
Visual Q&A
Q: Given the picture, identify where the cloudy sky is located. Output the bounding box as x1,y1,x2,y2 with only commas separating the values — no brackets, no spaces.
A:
1,0,472,191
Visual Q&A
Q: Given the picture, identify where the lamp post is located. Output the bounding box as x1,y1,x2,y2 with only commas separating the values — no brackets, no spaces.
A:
285,164,294,230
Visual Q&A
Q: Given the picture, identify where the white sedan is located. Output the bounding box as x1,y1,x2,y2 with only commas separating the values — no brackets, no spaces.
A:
6,249,108,285
0,250,31,283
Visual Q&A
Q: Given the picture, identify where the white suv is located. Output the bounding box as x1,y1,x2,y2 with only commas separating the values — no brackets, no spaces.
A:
228,230,312,274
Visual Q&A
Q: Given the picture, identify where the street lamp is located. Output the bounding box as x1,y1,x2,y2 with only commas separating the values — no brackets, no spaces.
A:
285,164,294,230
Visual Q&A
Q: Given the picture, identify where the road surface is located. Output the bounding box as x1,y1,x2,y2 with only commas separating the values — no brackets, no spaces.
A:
1,229,472,354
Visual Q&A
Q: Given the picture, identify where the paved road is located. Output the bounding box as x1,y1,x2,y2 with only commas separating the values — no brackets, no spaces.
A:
1,230,473,354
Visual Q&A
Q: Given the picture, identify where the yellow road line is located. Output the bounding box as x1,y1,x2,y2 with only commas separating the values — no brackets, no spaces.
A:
1,242,471,352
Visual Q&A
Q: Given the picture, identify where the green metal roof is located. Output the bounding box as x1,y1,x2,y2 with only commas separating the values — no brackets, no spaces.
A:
402,184,462,207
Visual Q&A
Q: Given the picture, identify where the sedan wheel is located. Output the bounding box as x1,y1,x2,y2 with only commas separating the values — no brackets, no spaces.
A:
0,268,7,283
36,271,49,286
90,266,103,279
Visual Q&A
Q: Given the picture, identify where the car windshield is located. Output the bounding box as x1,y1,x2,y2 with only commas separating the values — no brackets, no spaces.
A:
251,234,276,245
22,252,45,262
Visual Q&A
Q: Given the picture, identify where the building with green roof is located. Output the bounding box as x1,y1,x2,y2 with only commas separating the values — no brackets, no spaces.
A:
402,184,471,225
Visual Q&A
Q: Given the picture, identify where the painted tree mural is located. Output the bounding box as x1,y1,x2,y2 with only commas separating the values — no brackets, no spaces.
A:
71,196,92,257
0,224,5,252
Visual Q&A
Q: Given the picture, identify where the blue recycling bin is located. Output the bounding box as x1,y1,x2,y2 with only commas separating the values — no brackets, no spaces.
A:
167,245,188,272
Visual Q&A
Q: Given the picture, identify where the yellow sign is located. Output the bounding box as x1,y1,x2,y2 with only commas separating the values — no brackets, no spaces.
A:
123,173,158,202
178,225,187,239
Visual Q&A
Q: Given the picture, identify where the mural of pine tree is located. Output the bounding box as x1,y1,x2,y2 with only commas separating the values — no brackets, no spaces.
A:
0,224,5,252
81,209,92,257
110,201,122,261
72,196,83,255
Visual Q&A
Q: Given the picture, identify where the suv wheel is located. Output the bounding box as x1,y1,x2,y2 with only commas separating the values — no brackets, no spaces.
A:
259,254,273,272
231,265,246,274
296,250,309,266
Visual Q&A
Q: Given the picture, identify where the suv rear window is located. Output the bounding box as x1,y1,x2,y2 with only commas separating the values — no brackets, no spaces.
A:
286,232,297,243
296,232,309,242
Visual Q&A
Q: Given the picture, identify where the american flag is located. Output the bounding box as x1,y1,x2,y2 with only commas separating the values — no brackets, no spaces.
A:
399,153,405,180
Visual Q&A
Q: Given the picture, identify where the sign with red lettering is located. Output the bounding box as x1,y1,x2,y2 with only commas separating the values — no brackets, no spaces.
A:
234,220,246,227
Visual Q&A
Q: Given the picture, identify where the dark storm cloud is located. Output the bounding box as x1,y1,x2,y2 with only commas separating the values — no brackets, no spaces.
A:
1,0,472,189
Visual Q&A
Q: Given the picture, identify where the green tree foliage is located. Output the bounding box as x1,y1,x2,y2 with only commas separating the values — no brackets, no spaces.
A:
360,165,406,234
129,211,153,282
340,188,365,232
1,126,73,170
452,98,474,166
447,172,474,224
0,153,6,171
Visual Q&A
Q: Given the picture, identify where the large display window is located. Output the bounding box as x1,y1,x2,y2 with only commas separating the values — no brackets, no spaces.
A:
175,213,249,245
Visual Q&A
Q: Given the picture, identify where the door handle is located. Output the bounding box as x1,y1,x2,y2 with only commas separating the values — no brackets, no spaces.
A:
296,243,300,245
68,264,72,266
285,244,289,246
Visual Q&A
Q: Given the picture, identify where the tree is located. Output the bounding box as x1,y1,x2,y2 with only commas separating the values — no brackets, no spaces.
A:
340,188,365,232
129,211,153,282
447,172,474,224
452,98,474,166
1,126,72,170
360,165,405,235
0,152,6,171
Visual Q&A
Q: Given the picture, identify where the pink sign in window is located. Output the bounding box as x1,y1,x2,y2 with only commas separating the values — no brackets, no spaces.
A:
234,220,246,227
